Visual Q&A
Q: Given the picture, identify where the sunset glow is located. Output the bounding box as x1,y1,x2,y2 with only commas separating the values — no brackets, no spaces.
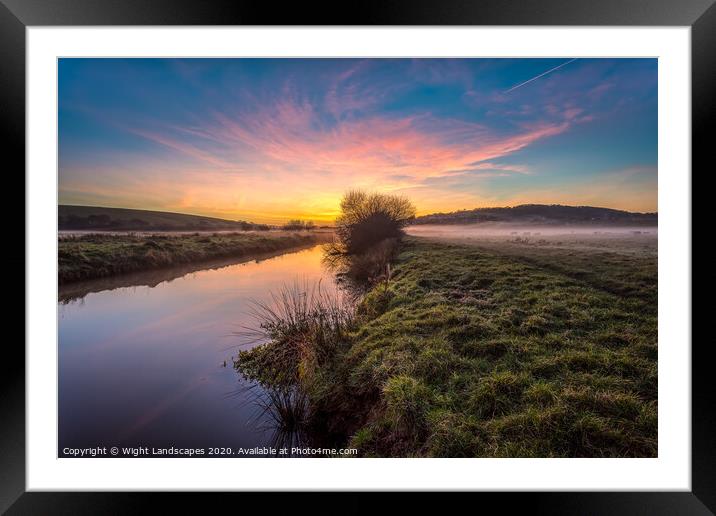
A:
59,58,657,223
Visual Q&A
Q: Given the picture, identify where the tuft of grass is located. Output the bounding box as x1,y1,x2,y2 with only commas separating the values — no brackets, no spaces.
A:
523,381,560,407
468,371,531,418
382,375,432,440
235,281,355,389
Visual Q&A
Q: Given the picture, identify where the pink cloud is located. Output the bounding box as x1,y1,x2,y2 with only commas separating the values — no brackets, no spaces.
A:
97,86,582,223
181,103,569,185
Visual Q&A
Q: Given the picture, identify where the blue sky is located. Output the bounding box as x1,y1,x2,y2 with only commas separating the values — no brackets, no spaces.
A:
58,58,657,222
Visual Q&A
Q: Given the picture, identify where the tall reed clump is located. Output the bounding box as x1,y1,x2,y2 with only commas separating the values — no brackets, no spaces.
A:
236,281,355,389
234,282,356,449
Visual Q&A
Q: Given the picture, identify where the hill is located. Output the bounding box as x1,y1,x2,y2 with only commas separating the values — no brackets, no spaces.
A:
412,204,657,226
58,205,270,231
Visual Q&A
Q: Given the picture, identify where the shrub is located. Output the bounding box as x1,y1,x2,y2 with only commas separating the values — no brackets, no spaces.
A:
335,190,416,254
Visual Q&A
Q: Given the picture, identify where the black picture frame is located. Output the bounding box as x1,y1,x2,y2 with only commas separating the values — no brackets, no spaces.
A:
3,0,713,512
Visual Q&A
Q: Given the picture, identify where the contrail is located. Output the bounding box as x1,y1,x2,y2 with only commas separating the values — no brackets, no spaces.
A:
504,58,578,94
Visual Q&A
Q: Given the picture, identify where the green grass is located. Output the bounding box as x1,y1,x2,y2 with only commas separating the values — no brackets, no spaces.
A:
239,234,657,457
58,231,331,284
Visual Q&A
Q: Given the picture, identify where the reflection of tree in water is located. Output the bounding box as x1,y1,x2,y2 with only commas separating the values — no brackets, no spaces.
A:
322,239,397,300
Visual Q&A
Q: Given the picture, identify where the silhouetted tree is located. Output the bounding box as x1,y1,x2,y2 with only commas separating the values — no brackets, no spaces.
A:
335,190,416,254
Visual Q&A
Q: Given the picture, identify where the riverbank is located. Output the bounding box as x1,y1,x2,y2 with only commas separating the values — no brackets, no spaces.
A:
58,231,333,284
238,234,657,457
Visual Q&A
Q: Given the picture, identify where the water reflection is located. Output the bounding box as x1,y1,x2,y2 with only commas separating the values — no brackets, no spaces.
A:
59,243,321,304
58,245,336,456
321,238,397,299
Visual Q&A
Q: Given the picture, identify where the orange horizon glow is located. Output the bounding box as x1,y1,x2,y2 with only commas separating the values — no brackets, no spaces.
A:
63,191,658,226
60,162,658,225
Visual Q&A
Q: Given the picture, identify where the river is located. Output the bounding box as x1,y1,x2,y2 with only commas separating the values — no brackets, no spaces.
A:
58,244,337,456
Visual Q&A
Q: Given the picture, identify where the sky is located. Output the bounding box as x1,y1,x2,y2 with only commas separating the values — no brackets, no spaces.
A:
58,58,657,223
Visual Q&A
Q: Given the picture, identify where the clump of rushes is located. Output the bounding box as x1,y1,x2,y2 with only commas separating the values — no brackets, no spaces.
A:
235,281,355,390
234,282,357,451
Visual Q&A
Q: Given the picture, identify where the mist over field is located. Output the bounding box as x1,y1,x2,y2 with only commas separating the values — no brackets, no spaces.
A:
407,223,657,239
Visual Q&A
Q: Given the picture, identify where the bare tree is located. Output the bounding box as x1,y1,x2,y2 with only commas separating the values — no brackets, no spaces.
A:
335,190,416,254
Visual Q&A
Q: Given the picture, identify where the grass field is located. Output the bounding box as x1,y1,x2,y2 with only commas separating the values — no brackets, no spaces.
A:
58,231,332,284
59,205,270,231
238,232,658,457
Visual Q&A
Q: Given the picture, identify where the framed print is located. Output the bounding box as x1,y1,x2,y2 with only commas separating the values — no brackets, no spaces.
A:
4,0,714,512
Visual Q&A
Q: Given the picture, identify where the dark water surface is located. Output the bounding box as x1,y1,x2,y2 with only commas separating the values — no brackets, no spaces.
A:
58,245,335,456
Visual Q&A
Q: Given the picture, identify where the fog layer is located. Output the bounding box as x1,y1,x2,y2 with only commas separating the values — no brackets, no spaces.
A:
406,223,657,239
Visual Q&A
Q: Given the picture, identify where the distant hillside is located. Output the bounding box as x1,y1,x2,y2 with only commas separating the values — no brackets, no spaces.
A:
59,205,270,231
412,204,657,226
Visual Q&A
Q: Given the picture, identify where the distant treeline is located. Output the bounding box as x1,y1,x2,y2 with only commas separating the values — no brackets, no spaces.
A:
281,219,316,231
58,205,270,231
412,204,658,226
